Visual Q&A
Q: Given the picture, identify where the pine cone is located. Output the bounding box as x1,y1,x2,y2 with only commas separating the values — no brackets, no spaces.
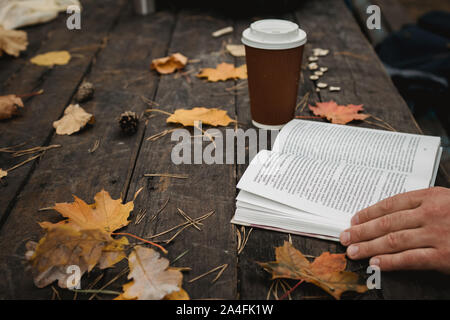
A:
75,82,95,103
119,111,139,135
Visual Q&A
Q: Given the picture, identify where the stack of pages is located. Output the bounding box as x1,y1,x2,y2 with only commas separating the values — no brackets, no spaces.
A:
232,120,442,241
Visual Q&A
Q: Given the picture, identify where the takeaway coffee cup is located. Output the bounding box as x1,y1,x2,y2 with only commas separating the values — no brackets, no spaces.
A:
242,19,307,129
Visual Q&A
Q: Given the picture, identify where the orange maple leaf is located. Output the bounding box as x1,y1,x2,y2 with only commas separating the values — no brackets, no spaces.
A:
39,189,133,234
258,241,368,299
166,107,235,127
309,101,369,125
197,62,247,82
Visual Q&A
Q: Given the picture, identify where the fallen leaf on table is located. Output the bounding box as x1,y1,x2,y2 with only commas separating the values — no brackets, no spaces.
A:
226,44,245,57
258,241,367,299
167,107,235,127
39,189,133,234
0,169,7,179
53,104,94,135
309,101,369,125
0,27,28,57
0,94,24,120
26,226,128,288
30,50,71,67
197,62,247,82
151,53,188,74
115,246,185,300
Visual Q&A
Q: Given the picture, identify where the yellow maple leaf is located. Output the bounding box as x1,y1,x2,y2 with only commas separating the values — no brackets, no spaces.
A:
26,226,128,288
31,50,71,67
167,107,235,127
151,53,188,74
115,246,185,300
197,62,247,82
39,189,133,234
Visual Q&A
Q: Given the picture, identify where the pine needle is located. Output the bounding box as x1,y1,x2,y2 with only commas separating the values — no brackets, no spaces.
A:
144,173,188,179
188,264,228,283
177,208,202,230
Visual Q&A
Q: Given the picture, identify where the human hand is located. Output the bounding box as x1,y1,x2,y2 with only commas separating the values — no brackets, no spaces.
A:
340,187,450,274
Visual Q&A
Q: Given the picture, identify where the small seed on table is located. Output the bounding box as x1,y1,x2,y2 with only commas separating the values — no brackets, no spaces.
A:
308,62,319,71
329,86,341,92
314,71,323,76
316,88,321,92
320,67,328,72
308,56,319,62
317,82,328,89
309,75,319,81
313,48,330,57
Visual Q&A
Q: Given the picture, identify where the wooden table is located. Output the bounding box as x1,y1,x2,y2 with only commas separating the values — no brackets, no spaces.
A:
0,0,449,300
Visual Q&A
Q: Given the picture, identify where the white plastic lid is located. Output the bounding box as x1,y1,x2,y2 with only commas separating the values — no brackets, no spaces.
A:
242,19,307,50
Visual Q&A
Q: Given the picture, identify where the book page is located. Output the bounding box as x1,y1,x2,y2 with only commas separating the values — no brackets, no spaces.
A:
273,120,441,182
237,150,431,219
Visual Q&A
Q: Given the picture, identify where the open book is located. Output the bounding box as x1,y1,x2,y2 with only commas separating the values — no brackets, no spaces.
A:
232,120,442,241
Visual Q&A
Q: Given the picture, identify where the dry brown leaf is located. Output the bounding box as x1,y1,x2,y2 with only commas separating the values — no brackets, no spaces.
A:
0,169,7,179
40,189,133,234
115,246,184,300
0,95,24,120
167,107,235,127
197,62,247,82
258,241,367,299
309,101,369,125
0,26,28,57
226,44,245,57
30,50,71,67
26,226,128,288
52,104,94,135
151,53,188,74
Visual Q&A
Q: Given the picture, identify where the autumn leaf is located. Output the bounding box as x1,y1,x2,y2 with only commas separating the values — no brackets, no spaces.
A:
197,63,247,82
0,26,28,57
40,189,133,234
30,50,71,67
258,241,367,299
151,53,188,74
0,169,7,179
0,95,24,120
115,246,185,300
309,101,369,125
26,226,129,288
167,107,235,127
53,104,94,135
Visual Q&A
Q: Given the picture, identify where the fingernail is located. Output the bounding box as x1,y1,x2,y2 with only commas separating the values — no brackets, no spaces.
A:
370,258,380,266
351,215,359,225
347,245,359,257
340,231,351,245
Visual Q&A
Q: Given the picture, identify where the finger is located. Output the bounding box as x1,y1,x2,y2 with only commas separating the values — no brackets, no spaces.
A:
369,248,439,272
346,228,431,260
340,208,423,245
351,189,428,226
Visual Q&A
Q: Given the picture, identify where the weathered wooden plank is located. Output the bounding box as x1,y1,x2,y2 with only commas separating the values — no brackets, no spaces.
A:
0,8,176,299
232,14,356,300
295,0,450,299
0,0,126,222
120,11,238,299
